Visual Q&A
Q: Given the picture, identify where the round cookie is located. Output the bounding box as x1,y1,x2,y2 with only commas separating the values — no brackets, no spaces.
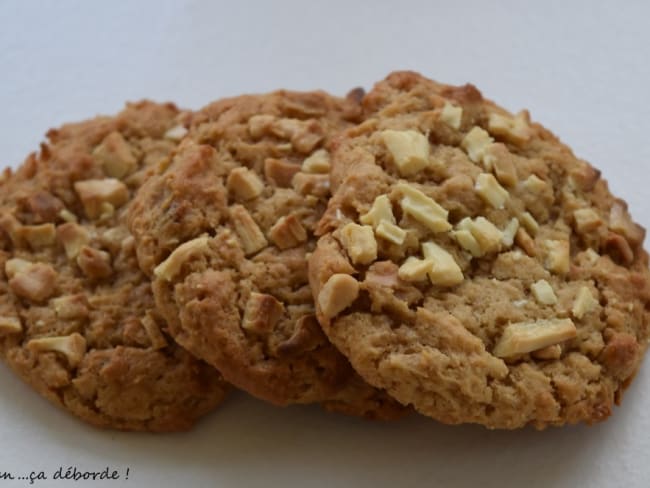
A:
309,71,650,429
128,90,405,418
0,101,229,432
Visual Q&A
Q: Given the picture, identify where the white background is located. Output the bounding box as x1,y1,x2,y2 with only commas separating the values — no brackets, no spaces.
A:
1,1,649,487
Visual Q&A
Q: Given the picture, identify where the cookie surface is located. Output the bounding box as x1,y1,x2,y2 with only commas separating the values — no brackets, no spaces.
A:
128,90,404,418
310,71,650,429
0,102,229,432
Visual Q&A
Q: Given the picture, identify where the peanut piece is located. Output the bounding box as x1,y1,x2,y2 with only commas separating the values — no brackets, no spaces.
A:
264,158,301,187
318,274,359,319
572,286,598,319
227,167,264,201
51,294,89,320
475,173,509,209
301,149,330,174
398,257,434,282
93,132,137,179
76,246,112,279
396,183,451,232
4,258,31,278
291,172,330,197
57,223,90,259
544,240,570,274
27,333,87,367
230,205,268,255
380,129,430,176
531,279,557,305
268,214,307,250
461,126,494,165
440,102,463,129
242,292,285,334
359,195,395,228
154,236,210,281
8,261,57,302
19,223,56,249
0,316,22,335
421,241,464,286
339,223,377,265
74,178,129,219
493,318,577,358
248,114,275,138
515,227,536,256
142,312,168,350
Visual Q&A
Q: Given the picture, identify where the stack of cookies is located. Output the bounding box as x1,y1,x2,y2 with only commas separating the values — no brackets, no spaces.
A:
1,71,648,432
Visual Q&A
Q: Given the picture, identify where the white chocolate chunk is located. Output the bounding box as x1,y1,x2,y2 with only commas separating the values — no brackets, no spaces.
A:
501,218,520,248
421,241,464,286
493,318,576,358
396,183,451,232
242,292,285,334
573,208,602,233
359,195,396,228
531,279,558,305
318,274,359,319
27,333,87,367
461,126,494,164
74,178,129,219
19,223,56,249
380,129,430,176
268,214,307,250
164,125,188,142
0,316,22,334
339,223,377,265
248,114,275,138
230,205,268,255
398,257,434,282
469,217,503,254
475,173,509,209
440,102,463,130
452,229,483,257
301,149,330,174
51,295,88,320
572,286,599,319
518,211,540,236
487,112,532,144
544,240,570,274
92,132,137,179
4,258,32,279
376,221,407,245
522,174,548,194
227,167,264,201
154,236,210,281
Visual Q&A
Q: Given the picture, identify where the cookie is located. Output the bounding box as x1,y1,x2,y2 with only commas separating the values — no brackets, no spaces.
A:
0,101,229,432
128,90,405,418
309,71,650,429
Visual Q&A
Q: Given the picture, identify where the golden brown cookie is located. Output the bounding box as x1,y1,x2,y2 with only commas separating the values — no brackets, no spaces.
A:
128,91,405,419
0,101,229,432
309,71,650,429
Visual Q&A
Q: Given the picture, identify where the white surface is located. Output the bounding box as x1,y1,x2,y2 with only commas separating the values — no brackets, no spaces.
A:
1,1,649,487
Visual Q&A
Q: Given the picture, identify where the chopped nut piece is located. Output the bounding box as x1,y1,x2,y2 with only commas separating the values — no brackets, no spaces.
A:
544,240,570,274
264,158,301,187
269,214,307,249
493,318,577,358
339,223,377,265
76,246,112,279
154,236,210,281
227,167,264,201
398,256,434,282
604,231,634,264
248,114,276,138
4,258,31,278
18,223,56,249
27,333,87,367
57,223,90,259
301,149,330,174
452,229,483,257
531,279,557,305
376,221,407,245
440,102,463,129
573,208,602,233
242,292,285,334
359,195,396,228
164,125,188,142
318,274,359,319
583,248,600,265
51,294,89,320
501,218,520,248
532,344,562,360
518,211,540,236
522,174,548,194
421,241,464,286
572,286,599,319
609,202,645,245
486,144,517,186
98,202,115,220
461,126,494,165
74,178,129,219
515,227,536,256
467,217,503,254
291,172,330,197
396,183,451,232
230,205,268,255
380,129,430,176
271,118,324,153
93,132,137,179
142,312,168,350
8,262,57,302
487,112,532,144
475,173,509,209
0,316,22,334
0,213,22,245
58,209,78,223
